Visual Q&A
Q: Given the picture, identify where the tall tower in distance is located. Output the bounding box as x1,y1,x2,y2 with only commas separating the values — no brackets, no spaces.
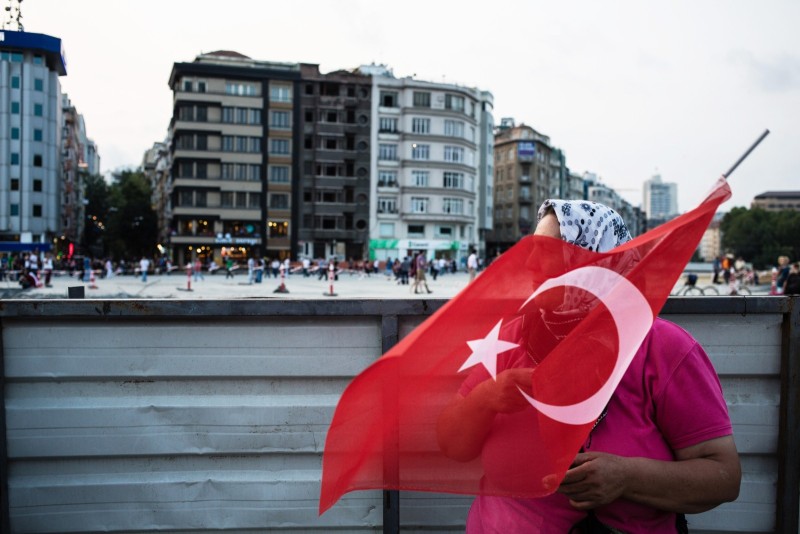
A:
643,173,678,225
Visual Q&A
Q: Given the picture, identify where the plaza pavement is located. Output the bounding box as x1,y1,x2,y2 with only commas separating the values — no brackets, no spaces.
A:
1,268,473,300
1,268,772,300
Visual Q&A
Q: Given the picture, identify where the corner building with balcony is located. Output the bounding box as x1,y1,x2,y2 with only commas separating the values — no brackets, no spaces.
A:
167,51,300,266
489,120,554,255
362,65,493,265
297,64,372,261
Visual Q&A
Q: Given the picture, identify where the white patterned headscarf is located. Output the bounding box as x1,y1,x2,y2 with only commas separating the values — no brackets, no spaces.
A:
537,200,632,253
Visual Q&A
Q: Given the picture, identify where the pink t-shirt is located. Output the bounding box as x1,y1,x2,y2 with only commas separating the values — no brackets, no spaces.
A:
463,318,733,534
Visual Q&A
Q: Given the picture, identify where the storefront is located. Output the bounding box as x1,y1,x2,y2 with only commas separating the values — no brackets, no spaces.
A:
369,238,468,264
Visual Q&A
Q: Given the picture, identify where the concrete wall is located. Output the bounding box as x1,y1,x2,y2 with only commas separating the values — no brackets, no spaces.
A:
0,297,797,533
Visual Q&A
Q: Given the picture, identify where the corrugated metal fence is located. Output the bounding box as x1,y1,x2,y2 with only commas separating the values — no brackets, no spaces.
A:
0,297,797,533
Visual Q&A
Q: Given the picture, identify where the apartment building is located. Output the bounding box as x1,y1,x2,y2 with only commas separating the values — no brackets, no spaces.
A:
167,51,300,266
363,64,492,265
141,141,171,252
643,173,678,226
0,30,66,250
751,191,800,212
60,95,91,255
297,64,372,260
489,119,554,255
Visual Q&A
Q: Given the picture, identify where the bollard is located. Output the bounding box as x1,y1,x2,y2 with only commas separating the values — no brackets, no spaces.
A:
324,261,338,297
769,267,778,295
88,269,99,289
273,262,289,293
177,264,194,291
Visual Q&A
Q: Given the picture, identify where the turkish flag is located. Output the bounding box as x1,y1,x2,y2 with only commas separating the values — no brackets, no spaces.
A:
320,177,731,513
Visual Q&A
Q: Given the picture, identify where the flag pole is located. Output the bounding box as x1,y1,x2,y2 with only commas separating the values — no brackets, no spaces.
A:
723,129,770,178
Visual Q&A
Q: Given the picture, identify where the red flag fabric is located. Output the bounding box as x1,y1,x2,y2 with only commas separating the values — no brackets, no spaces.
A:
320,177,731,514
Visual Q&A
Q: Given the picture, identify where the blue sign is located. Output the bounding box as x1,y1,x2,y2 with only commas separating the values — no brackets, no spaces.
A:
518,141,536,161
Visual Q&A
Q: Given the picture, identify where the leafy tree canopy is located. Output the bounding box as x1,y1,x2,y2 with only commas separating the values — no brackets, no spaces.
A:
720,207,800,269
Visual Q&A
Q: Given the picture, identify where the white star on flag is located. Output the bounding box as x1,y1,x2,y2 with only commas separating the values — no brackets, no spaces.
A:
458,320,520,380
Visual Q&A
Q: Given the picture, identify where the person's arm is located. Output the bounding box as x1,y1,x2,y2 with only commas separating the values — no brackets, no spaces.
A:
558,435,740,513
437,368,532,462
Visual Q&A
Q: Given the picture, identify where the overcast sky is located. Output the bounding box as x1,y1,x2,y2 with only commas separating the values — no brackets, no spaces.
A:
21,0,799,212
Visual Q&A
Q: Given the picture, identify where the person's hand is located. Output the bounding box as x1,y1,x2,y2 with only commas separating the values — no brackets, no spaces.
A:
557,452,629,509
475,368,533,414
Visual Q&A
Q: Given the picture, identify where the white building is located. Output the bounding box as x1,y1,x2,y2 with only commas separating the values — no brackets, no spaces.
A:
363,65,493,264
643,173,678,221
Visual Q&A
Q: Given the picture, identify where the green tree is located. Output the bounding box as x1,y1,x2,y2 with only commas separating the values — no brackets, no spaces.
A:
82,173,111,257
720,207,800,268
105,169,158,260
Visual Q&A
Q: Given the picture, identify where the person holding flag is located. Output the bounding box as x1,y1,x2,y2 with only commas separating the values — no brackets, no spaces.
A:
321,132,767,532
436,200,740,533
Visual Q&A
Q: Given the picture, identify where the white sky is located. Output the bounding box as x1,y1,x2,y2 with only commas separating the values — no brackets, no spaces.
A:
22,0,800,212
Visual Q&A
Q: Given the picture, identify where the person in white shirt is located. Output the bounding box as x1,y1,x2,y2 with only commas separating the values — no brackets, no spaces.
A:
139,256,150,282
467,249,478,282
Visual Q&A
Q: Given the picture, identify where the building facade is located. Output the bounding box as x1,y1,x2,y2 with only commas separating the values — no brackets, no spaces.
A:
297,64,372,261
0,30,66,249
364,65,492,265
60,94,90,256
167,51,301,266
751,191,800,212
643,173,678,225
488,119,554,255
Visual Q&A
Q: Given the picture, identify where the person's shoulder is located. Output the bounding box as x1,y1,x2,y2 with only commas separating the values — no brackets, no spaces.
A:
645,318,700,357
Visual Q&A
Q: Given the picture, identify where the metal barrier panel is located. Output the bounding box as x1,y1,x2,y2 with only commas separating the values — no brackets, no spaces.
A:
0,297,796,533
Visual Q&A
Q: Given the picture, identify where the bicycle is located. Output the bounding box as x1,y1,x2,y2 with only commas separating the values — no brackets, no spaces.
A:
671,274,704,296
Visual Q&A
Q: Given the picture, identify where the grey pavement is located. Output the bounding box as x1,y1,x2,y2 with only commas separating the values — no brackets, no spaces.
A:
1,269,472,300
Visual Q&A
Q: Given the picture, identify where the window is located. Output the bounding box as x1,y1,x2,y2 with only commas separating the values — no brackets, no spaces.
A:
380,91,398,107
197,81,207,93
249,165,261,181
269,166,290,183
34,104,43,116
249,109,261,124
378,144,397,161
379,117,398,133
411,197,428,213
270,193,290,209
443,198,464,214
443,172,464,189
270,139,290,154
183,79,193,92
269,220,289,237
445,94,465,112
195,191,207,207
226,82,257,96
378,170,397,186
196,162,207,179
196,134,208,151
444,146,465,163
221,192,233,207
10,153,19,165
444,120,464,138
33,55,44,65
11,102,19,114
11,127,19,140
270,85,292,102
236,192,247,207
33,179,42,192
11,76,20,89
411,144,430,160
413,91,431,107
34,78,44,91
412,170,429,187
10,204,18,216
33,154,43,167
179,190,193,206
222,107,234,123
437,226,453,237
379,222,395,238
408,224,425,237
11,179,19,191
411,118,430,134
378,197,397,213
270,110,291,128
249,193,261,208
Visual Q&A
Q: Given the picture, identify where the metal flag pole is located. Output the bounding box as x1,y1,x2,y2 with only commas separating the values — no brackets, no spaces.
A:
723,129,770,178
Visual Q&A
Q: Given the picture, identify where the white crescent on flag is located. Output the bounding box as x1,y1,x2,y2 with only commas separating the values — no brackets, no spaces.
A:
518,266,654,425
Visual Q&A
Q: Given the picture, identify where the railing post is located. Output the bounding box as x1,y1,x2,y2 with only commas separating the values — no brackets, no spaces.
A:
776,296,799,533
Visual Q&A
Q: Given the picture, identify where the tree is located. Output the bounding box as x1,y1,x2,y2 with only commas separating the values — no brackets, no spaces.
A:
105,170,158,260
720,207,800,269
82,173,111,257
